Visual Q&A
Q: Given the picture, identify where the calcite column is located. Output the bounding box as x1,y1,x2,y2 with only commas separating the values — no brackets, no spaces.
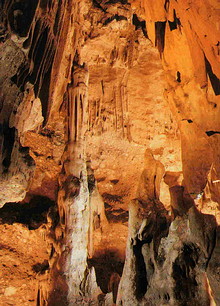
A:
56,62,103,304
58,63,93,304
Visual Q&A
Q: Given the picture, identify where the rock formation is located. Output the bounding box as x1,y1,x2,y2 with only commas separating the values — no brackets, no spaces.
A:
0,0,219,305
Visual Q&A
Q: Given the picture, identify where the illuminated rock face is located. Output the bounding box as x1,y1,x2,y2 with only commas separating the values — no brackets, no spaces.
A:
117,1,220,305
0,0,219,305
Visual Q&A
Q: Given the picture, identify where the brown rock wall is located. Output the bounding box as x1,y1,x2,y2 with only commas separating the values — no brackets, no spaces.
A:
0,0,220,305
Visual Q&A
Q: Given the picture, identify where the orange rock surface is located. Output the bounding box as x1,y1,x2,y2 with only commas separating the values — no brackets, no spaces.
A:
0,0,219,305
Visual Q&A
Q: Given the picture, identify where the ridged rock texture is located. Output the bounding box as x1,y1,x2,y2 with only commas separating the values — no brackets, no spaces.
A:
0,0,219,305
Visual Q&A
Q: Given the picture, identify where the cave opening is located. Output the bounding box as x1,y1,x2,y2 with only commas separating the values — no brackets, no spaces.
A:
88,249,124,293
8,0,39,37
0,195,57,230
32,259,49,273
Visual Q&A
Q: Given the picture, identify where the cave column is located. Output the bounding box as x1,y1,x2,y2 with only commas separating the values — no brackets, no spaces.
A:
58,63,95,303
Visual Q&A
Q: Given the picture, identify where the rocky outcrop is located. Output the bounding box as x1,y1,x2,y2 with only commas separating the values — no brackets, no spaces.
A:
118,1,220,305
118,150,218,305
131,0,220,200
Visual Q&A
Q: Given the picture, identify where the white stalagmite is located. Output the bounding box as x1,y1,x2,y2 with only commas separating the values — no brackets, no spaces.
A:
63,64,92,302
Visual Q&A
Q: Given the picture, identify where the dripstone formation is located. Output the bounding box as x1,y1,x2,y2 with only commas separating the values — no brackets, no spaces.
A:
0,0,219,305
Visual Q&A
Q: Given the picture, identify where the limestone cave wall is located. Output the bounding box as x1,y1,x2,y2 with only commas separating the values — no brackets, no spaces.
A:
0,0,219,305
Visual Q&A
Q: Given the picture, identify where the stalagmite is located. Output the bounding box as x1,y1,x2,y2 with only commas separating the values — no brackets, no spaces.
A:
60,63,92,303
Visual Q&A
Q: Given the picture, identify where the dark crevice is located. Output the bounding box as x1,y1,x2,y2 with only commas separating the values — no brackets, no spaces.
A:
74,96,78,141
1,124,15,170
176,71,181,82
108,272,121,303
153,215,170,259
53,0,63,35
39,0,48,9
132,14,148,38
87,174,96,193
168,9,181,31
102,193,123,203
206,131,220,136
164,293,170,301
205,57,220,95
38,60,53,124
30,27,49,91
181,119,193,123
153,175,157,198
36,289,40,306
8,0,39,37
105,0,128,4
206,228,217,269
92,0,106,12
28,19,42,60
155,21,166,56
23,29,33,49
172,243,199,303
103,14,127,26
88,250,124,293
164,0,170,12
11,62,29,90
104,203,128,223
19,146,35,168
62,175,81,200
110,179,119,184
32,260,49,274
0,196,56,230
147,258,155,277
133,239,148,299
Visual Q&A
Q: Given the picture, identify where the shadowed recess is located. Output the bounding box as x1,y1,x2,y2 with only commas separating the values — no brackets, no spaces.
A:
8,0,39,37
88,249,124,293
133,239,148,299
205,57,220,95
132,14,148,38
168,9,181,31
172,243,199,304
1,123,15,170
0,196,57,230
155,21,166,55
